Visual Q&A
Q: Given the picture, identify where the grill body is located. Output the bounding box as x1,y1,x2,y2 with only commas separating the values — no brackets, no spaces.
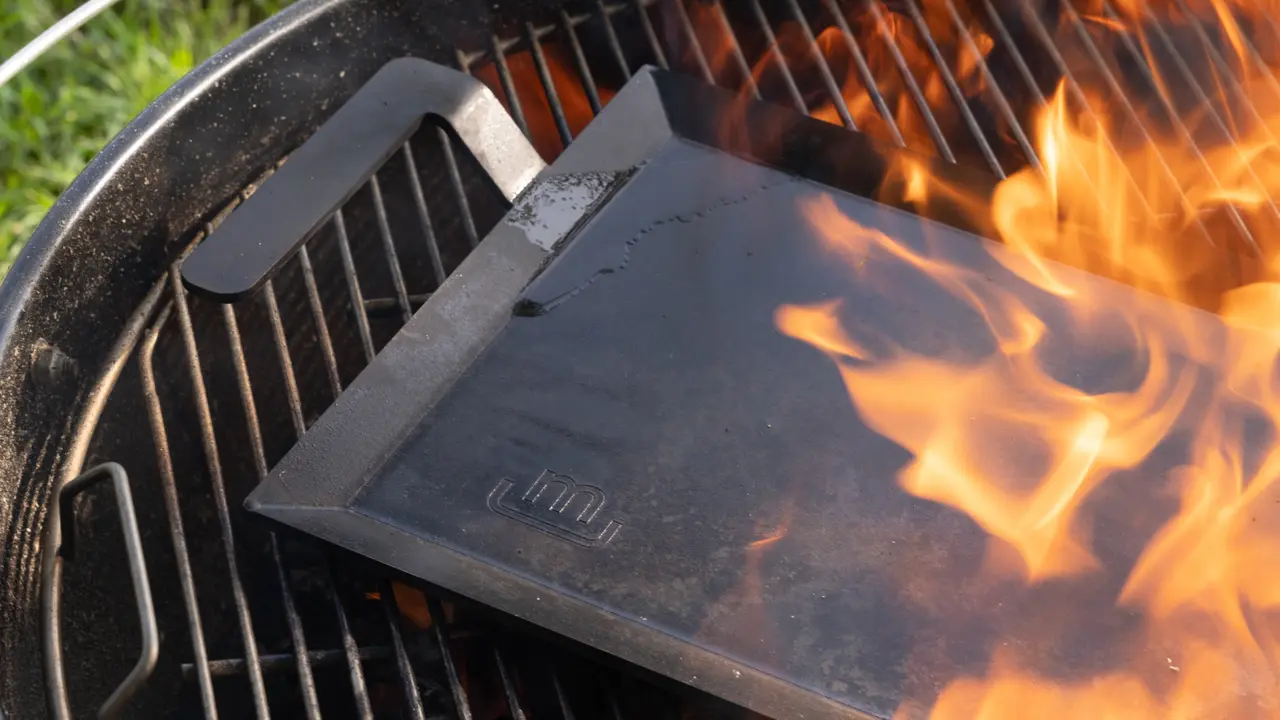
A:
1,0,1273,717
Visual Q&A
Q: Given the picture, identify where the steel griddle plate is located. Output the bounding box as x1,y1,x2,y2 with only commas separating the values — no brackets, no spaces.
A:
247,70,1231,719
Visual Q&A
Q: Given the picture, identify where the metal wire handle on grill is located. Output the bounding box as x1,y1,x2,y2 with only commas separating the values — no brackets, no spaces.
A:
180,58,546,302
41,462,159,720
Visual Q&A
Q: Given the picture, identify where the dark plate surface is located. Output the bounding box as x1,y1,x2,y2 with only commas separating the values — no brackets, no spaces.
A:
248,71,1237,720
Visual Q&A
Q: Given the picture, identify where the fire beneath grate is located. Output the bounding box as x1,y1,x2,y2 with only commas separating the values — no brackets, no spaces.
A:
59,0,1280,718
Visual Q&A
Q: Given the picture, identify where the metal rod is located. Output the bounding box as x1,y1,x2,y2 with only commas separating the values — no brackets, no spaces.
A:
785,0,857,129
437,128,482,248
863,0,956,161
169,266,271,718
901,0,1002,175
526,22,575,147
598,0,633,79
488,34,532,138
427,596,473,720
140,304,218,720
635,0,670,69
297,244,344,398
368,174,415,324
263,279,307,437
1170,0,1280,108
45,462,159,720
561,8,604,113
551,668,576,720
1055,0,1253,250
710,0,760,99
670,0,715,83
1011,0,1206,242
182,647,395,680
818,0,905,145
749,0,808,114
402,143,447,287
221,303,322,719
1152,0,1263,138
328,563,374,720
942,0,1038,169
364,293,431,316
1159,0,1280,150
979,0,1048,108
493,646,528,720
332,209,376,363
1103,0,1280,222
380,583,427,720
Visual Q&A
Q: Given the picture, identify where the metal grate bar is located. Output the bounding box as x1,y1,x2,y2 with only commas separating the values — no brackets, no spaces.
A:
401,144,448,286
169,266,272,718
1100,0,1280,222
486,35,533,139
526,22,576,147
263,272,381,716
1134,1,1262,145
380,584,428,720
364,294,431,316
368,175,416,323
671,0,716,83
264,280,307,436
598,0,633,79
635,0,671,69
1171,0,1280,104
437,128,483,249
979,0,1048,108
328,563,374,719
296,244,344,397
1010,0,1192,234
221,302,322,719
332,210,377,363
140,303,219,720
561,9,605,113
862,0,956,161
818,0,905,145
493,646,528,720
551,668,576,720
749,0,808,114
902,0,1003,175
712,0,761,99
1058,0,1258,251
945,0,1039,170
184,647,394,679
1017,0,1224,248
785,0,857,129
426,596,474,720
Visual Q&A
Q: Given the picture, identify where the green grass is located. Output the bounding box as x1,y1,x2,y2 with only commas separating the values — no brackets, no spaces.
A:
0,0,288,273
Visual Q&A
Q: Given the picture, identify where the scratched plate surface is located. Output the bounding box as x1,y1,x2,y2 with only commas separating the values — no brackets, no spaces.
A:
307,137,1226,718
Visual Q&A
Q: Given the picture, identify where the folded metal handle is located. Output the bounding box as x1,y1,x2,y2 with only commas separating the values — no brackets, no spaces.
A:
181,57,546,302
42,462,159,720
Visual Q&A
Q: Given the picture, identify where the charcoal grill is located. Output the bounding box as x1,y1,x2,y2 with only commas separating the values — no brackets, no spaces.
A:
0,0,1273,718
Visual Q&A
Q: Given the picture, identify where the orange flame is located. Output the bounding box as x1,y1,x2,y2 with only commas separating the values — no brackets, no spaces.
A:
775,3,1280,718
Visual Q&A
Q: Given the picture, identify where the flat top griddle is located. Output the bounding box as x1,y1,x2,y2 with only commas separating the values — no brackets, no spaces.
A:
245,69,1238,720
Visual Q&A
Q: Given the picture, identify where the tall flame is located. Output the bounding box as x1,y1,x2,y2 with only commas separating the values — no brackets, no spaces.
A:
775,2,1280,718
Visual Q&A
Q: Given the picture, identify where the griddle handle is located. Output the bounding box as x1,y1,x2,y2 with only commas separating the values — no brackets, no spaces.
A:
42,462,159,720
180,58,545,302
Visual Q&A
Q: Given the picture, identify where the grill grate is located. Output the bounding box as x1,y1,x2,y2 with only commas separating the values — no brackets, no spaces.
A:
55,1,1280,718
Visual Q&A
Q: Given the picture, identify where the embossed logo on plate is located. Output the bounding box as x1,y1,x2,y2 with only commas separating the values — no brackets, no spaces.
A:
487,470,622,547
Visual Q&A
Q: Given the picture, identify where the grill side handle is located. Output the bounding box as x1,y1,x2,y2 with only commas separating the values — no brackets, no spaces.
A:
180,57,545,302
42,462,159,720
